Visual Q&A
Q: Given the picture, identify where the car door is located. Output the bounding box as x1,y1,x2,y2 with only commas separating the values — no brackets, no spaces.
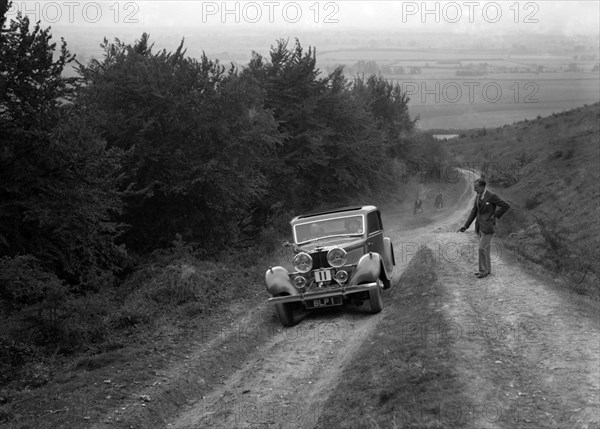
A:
365,210,384,256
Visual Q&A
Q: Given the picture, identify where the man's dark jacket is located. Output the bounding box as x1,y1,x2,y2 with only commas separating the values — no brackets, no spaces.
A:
463,190,510,234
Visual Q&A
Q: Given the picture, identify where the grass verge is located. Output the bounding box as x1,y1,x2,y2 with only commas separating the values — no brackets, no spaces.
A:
316,247,469,429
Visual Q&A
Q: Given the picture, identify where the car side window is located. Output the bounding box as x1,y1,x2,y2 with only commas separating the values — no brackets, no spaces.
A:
366,211,381,235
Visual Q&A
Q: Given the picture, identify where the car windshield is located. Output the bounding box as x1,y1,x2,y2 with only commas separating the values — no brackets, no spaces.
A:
294,215,364,244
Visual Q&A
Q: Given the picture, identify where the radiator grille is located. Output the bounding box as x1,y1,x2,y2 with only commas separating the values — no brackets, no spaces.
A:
310,250,331,270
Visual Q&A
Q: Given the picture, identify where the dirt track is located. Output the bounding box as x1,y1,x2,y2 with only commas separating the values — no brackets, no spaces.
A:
164,179,469,429
150,173,600,429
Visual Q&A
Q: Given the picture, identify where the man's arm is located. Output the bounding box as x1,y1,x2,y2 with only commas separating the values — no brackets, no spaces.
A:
458,199,477,232
490,193,510,219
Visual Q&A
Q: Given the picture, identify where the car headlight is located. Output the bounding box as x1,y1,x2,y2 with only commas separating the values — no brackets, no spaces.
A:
335,270,348,283
293,275,307,288
293,252,312,273
327,247,347,268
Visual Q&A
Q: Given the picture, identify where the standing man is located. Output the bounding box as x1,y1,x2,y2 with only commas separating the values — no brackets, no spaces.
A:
457,178,510,279
414,197,423,216
435,191,444,210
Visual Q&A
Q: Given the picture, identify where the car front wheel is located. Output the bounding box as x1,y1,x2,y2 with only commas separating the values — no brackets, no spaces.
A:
368,280,384,313
274,302,295,327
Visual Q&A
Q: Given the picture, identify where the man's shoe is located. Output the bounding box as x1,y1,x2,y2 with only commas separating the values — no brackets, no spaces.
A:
476,273,488,279
474,272,481,275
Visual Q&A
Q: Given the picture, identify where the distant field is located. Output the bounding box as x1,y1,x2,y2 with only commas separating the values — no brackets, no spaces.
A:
400,76,600,129
315,47,600,129
409,101,597,130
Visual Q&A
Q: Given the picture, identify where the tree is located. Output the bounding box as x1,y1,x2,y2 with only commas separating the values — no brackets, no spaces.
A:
310,67,395,200
351,74,416,158
242,40,416,212
76,34,279,251
0,1,125,292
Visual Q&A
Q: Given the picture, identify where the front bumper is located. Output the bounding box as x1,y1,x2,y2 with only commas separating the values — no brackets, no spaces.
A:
267,282,378,305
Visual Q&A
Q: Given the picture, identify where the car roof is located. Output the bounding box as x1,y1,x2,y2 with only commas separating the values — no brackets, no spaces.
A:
291,205,377,224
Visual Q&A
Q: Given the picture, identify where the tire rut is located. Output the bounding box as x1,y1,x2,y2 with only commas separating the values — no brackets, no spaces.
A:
169,311,386,429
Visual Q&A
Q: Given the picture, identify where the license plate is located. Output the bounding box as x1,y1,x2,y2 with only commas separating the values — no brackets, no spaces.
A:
306,296,343,309
314,269,332,282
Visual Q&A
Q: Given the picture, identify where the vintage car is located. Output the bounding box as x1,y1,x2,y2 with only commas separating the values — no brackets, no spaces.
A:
265,205,395,327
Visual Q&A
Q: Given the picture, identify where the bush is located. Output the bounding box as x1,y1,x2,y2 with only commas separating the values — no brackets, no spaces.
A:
0,336,38,385
0,255,121,358
144,263,207,307
111,253,251,331
0,255,81,352
524,193,542,210
564,147,576,160
0,255,66,310
109,297,156,330
533,211,573,272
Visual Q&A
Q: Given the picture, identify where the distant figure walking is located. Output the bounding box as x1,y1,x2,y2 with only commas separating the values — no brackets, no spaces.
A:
457,178,510,279
414,197,423,216
434,191,444,210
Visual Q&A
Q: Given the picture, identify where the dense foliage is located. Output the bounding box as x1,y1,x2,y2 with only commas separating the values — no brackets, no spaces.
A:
242,40,415,214
76,37,416,251
0,4,125,298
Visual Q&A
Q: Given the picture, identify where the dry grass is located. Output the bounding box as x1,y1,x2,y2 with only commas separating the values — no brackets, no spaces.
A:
0,240,270,428
315,248,467,429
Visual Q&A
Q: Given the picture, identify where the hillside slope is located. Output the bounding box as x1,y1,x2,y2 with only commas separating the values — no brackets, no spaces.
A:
445,103,600,295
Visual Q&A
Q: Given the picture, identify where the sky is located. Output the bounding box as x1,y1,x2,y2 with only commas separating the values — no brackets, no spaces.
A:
4,1,600,36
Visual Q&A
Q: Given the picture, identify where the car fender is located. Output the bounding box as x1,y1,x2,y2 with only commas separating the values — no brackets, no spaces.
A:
382,237,395,279
350,252,382,285
265,266,300,297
